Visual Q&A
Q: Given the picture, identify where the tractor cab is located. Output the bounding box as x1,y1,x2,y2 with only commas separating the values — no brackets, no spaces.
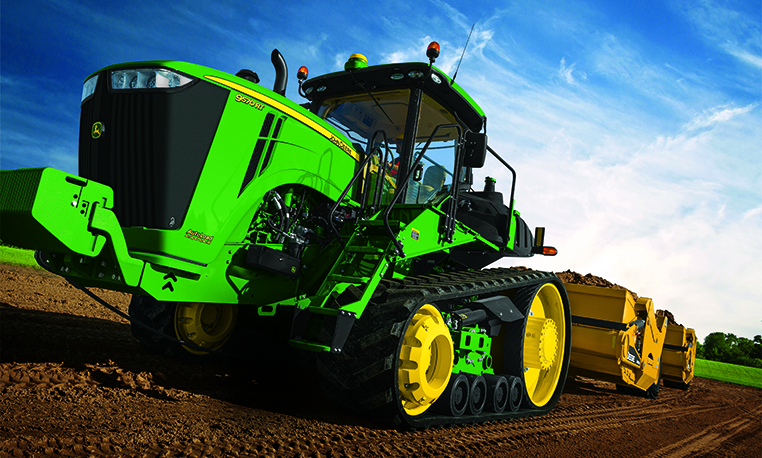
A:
299,42,542,268
300,50,486,208
299,47,538,262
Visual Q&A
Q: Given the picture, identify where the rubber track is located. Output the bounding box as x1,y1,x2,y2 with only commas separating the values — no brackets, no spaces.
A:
317,267,571,429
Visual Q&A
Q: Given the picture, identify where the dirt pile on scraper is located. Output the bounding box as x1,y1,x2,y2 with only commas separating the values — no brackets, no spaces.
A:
555,269,681,325
555,269,640,299
1,265,759,457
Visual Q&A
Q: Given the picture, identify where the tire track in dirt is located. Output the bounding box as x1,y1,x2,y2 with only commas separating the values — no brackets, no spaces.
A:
269,402,730,458
430,406,717,454
644,404,762,458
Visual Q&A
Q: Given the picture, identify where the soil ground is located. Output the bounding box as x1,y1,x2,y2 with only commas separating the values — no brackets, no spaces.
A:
1,266,760,457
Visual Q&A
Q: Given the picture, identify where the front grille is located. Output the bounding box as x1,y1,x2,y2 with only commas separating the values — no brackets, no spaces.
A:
79,75,227,229
108,92,157,227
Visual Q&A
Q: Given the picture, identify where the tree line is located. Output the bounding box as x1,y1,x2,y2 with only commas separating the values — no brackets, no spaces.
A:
696,333,762,368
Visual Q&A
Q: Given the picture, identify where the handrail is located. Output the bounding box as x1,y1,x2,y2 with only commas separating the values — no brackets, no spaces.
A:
366,130,395,216
327,131,393,245
486,146,517,244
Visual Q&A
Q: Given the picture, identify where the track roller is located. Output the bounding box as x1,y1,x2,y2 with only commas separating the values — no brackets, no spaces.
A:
175,302,238,355
398,304,454,415
432,373,470,417
484,374,509,413
465,373,487,415
507,375,524,412
129,295,238,358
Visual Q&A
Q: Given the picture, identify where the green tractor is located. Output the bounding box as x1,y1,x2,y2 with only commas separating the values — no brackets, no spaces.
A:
0,42,571,427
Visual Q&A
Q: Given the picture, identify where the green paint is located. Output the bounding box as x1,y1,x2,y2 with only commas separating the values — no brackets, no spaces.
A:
451,326,494,375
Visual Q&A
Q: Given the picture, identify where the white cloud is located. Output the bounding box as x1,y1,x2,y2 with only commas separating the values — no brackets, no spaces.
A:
727,48,762,69
558,57,586,84
683,104,757,131
432,0,471,31
451,9,761,339
743,204,762,221
559,58,575,83
676,0,762,69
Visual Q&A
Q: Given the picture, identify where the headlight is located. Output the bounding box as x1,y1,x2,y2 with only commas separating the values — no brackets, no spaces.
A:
81,75,98,103
110,68,194,90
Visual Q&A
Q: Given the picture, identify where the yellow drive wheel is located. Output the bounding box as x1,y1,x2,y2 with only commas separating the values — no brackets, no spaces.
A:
398,304,454,416
174,302,238,355
521,283,566,407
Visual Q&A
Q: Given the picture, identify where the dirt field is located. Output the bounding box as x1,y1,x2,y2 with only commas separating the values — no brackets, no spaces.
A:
1,266,760,457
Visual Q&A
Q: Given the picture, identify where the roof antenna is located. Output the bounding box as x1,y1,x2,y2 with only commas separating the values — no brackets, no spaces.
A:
452,23,475,83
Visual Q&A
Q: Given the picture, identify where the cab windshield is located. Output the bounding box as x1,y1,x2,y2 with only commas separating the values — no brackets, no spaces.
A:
318,89,462,204
318,89,411,152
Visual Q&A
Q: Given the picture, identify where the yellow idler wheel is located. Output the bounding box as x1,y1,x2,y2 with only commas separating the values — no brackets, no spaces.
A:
398,304,454,416
522,283,566,407
174,302,238,355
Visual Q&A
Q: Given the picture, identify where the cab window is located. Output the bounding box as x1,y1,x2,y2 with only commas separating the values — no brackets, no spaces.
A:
407,93,461,204
318,90,411,200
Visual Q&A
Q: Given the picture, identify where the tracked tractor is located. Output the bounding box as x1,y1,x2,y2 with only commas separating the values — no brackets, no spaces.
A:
1,43,571,427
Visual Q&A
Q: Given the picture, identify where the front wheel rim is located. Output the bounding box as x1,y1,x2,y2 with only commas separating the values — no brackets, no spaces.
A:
174,302,238,355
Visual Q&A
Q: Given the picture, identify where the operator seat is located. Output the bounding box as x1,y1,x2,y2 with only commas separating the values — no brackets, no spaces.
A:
417,165,447,203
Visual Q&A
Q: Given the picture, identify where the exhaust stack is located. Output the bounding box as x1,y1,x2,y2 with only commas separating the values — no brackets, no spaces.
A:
271,49,288,96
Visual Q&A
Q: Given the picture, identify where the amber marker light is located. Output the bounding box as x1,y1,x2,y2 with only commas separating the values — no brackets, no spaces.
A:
297,66,309,81
427,41,440,61
297,66,310,98
543,247,558,256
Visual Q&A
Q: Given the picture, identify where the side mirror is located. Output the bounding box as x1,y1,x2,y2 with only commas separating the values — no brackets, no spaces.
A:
463,132,487,168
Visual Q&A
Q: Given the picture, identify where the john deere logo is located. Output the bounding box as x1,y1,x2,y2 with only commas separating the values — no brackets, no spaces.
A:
91,122,104,139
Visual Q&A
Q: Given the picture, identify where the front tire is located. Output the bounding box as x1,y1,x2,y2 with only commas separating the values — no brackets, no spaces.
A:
128,295,238,358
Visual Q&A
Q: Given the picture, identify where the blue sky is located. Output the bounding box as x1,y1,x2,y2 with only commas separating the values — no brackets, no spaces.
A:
2,0,760,340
